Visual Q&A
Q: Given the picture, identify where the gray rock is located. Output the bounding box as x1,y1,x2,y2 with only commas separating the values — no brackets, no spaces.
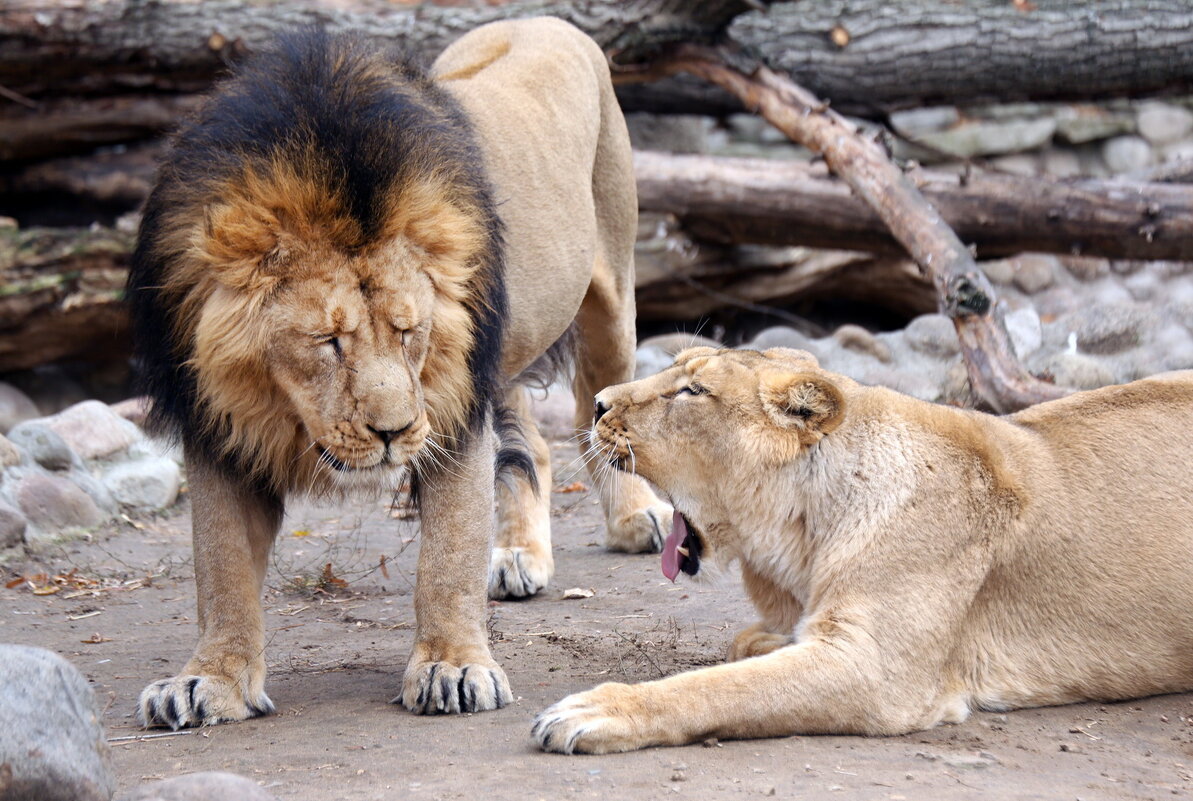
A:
1136,102,1193,146
904,314,961,359
44,400,142,462
625,113,710,154
1005,307,1043,359
1060,256,1110,282
0,434,21,469
748,326,817,354
986,154,1038,177
980,258,1015,285
15,473,105,535
0,382,40,434
1054,105,1134,144
109,397,150,428
908,117,1055,159
1038,147,1082,177
1101,135,1153,173
831,324,892,363
103,458,181,510
1068,303,1150,355
0,645,114,801
889,106,961,136
1036,352,1116,391
6,422,75,471
0,499,26,549
122,772,278,801
1011,254,1060,295
67,469,118,516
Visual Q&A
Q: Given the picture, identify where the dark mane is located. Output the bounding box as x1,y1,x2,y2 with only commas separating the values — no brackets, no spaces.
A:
127,29,508,469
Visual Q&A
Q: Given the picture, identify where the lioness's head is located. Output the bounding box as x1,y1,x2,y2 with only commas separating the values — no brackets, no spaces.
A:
590,348,847,580
128,31,506,494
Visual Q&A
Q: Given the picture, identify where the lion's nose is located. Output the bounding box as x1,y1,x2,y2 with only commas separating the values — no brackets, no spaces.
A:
369,422,413,445
593,398,611,423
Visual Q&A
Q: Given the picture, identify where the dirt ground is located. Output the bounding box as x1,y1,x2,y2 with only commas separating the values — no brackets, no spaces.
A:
2,437,1191,801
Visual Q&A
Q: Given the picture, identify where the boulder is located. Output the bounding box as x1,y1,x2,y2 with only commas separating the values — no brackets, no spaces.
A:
904,314,961,359
122,772,278,801
14,473,105,536
103,458,182,511
0,500,26,549
5,423,75,471
0,383,40,434
0,434,21,469
0,645,114,801
43,401,142,462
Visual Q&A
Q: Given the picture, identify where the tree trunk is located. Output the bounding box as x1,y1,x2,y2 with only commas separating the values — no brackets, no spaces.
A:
2,1,1191,117
635,152,1193,261
0,225,132,372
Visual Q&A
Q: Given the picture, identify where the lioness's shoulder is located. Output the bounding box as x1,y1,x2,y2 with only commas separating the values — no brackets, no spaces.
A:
433,17,604,84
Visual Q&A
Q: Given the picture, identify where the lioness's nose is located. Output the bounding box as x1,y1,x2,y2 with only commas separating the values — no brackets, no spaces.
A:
593,398,611,423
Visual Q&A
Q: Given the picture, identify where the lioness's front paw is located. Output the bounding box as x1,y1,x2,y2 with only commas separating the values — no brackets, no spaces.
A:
396,660,513,715
139,675,274,730
488,546,554,599
728,625,794,662
532,683,648,754
605,502,671,554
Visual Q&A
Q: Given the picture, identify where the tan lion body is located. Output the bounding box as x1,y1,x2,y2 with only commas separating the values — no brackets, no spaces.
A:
534,348,1193,752
132,19,669,728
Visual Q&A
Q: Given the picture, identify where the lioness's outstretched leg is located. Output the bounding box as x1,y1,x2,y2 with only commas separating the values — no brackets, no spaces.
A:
399,420,513,713
139,454,281,729
489,387,554,599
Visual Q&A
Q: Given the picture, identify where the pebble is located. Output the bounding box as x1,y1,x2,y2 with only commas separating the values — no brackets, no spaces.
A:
1011,254,1060,294
1005,307,1043,359
0,433,22,469
1035,352,1117,391
1066,304,1149,355
832,324,892,363
1136,102,1193,146
1102,135,1153,173
0,645,115,801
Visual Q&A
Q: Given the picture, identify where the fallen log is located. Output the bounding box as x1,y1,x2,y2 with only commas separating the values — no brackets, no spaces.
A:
0,224,132,371
635,152,1193,261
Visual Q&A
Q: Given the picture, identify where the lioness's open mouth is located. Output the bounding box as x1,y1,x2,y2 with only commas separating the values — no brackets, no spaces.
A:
662,511,703,582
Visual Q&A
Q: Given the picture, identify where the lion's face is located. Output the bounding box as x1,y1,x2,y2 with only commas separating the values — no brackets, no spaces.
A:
590,348,845,580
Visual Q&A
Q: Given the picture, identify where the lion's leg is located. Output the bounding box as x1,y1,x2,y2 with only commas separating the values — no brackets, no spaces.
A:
139,454,281,729
489,387,555,599
729,563,804,661
534,610,933,753
398,418,513,714
573,273,672,553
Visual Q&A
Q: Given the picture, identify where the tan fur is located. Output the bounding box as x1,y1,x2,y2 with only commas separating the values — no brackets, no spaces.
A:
139,18,670,728
533,348,1193,753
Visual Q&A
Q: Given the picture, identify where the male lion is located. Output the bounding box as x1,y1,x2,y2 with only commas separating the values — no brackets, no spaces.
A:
534,347,1193,753
127,19,670,728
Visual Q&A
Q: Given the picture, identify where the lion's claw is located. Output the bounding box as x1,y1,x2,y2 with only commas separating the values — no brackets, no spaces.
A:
397,661,513,714
138,675,273,730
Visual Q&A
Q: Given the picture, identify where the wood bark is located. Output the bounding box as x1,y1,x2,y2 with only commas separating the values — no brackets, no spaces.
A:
635,152,1193,261
653,44,1066,412
0,225,132,371
2,1,1192,116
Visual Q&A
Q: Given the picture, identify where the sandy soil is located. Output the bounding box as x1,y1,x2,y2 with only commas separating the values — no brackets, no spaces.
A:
2,437,1191,801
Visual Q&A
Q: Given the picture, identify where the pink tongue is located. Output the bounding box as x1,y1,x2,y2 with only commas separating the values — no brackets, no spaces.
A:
661,510,687,582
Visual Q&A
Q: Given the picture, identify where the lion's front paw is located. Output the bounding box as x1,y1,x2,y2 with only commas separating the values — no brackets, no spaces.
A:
728,624,794,662
488,546,554,599
605,502,671,554
138,675,274,730
397,660,513,715
532,683,650,754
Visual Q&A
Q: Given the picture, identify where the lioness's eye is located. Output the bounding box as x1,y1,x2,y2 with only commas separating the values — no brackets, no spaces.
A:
677,384,708,397
315,335,342,358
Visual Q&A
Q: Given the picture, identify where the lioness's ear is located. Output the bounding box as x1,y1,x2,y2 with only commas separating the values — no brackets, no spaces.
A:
760,372,845,440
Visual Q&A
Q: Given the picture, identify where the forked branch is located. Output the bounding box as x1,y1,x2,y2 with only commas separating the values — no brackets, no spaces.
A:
636,44,1067,413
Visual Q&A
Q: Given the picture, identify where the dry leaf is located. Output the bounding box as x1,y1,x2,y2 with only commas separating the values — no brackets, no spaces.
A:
5,576,27,589
33,585,61,596
554,481,589,494
292,529,311,538
81,633,112,644
321,563,348,588
379,554,390,579
562,587,595,600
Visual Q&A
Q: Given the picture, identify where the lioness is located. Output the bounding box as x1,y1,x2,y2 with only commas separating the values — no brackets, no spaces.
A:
534,347,1193,753
127,19,670,728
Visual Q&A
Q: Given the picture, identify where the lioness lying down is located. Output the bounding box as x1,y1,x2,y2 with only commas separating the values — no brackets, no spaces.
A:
534,347,1193,753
